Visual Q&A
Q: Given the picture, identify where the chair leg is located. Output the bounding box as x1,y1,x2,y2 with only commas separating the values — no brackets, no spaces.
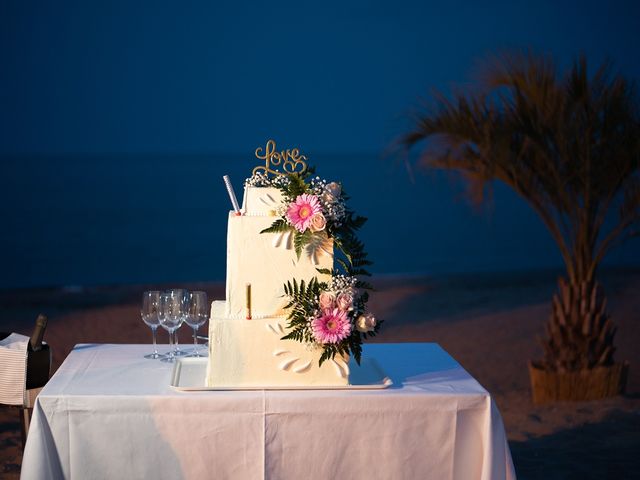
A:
19,407,31,448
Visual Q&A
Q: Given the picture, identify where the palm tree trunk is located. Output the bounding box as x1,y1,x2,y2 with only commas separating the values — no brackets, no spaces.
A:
542,277,616,372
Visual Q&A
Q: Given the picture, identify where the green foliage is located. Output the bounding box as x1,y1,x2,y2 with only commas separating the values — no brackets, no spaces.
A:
315,267,334,275
260,219,291,235
333,231,372,278
317,341,351,367
355,279,374,291
282,277,322,346
347,332,362,365
286,173,309,200
293,230,313,259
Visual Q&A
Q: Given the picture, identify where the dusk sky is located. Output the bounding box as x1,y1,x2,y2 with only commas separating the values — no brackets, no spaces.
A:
2,0,639,155
1,0,639,288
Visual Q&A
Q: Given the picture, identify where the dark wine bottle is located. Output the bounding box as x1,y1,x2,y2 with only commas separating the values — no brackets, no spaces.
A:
29,314,48,351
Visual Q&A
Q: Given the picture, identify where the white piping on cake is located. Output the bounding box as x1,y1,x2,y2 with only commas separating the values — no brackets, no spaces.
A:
330,358,349,379
272,232,283,248
258,193,278,206
293,361,312,373
336,357,350,376
279,357,299,371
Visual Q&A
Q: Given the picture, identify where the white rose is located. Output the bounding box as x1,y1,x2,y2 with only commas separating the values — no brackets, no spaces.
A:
319,291,335,310
309,212,327,232
326,182,341,198
336,292,354,311
356,313,376,333
322,182,342,203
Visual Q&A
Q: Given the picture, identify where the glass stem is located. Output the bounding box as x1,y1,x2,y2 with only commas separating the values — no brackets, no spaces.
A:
193,326,198,355
168,330,174,358
151,326,158,355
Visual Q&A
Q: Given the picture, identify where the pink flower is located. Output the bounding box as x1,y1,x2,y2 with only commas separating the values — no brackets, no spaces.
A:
336,292,354,311
319,291,335,310
309,213,327,233
312,308,352,344
356,313,376,333
286,194,322,232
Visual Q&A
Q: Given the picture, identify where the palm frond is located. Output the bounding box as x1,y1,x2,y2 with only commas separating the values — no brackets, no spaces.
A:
403,52,640,284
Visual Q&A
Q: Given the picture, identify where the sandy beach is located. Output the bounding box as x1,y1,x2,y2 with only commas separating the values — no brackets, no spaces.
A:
1,269,639,479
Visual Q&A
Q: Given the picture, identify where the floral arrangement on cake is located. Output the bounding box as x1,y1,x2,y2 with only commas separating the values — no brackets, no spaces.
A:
281,274,381,365
247,169,370,274
246,167,382,365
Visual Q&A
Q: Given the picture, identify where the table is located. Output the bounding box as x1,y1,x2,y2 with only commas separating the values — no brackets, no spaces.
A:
21,343,516,479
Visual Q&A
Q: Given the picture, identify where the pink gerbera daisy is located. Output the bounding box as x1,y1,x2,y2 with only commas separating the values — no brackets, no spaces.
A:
311,308,352,344
286,194,322,232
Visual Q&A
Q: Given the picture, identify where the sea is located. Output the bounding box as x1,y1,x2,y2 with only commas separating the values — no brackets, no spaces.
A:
1,153,638,290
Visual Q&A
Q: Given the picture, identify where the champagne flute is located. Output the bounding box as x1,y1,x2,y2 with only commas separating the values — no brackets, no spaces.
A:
159,291,182,363
141,291,162,359
168,288,188,357
185,291,209,357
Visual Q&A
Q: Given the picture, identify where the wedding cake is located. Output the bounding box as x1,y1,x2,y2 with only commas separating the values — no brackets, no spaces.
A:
206,140,380,388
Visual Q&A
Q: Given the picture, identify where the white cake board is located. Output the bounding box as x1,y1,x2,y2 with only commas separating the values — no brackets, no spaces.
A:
170,357,393,391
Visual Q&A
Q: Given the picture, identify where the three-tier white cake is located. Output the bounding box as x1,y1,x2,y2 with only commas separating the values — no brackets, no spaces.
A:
206,186,351,387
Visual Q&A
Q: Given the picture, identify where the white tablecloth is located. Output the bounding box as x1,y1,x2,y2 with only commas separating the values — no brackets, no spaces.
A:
21,343,516,480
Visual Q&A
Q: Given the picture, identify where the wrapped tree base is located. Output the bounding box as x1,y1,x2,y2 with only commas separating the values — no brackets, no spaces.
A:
529,360,629,404
531,277,628,403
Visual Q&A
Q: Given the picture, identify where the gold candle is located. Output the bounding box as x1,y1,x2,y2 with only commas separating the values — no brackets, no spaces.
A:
246,283,252,319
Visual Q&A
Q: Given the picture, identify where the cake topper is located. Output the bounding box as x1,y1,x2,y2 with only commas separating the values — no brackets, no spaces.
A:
253,139,307,177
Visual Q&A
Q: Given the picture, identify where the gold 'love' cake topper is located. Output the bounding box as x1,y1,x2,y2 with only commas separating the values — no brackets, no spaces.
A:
253,139,308,177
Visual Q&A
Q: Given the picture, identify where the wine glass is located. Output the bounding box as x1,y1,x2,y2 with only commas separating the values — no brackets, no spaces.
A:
185,291,209,357
168,288,188,357
141,291,162,359
159,291,183,363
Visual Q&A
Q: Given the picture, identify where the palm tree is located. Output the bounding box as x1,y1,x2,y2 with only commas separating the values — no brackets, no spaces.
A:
402,53,639,400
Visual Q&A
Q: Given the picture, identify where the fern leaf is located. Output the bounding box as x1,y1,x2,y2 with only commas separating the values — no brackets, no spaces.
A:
351,215,368,229
293,230,312,259
336,258,350,273
319,348,333,366
287,173,308,197
316,267,334,275
281,331,296,341
260,219,291,235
